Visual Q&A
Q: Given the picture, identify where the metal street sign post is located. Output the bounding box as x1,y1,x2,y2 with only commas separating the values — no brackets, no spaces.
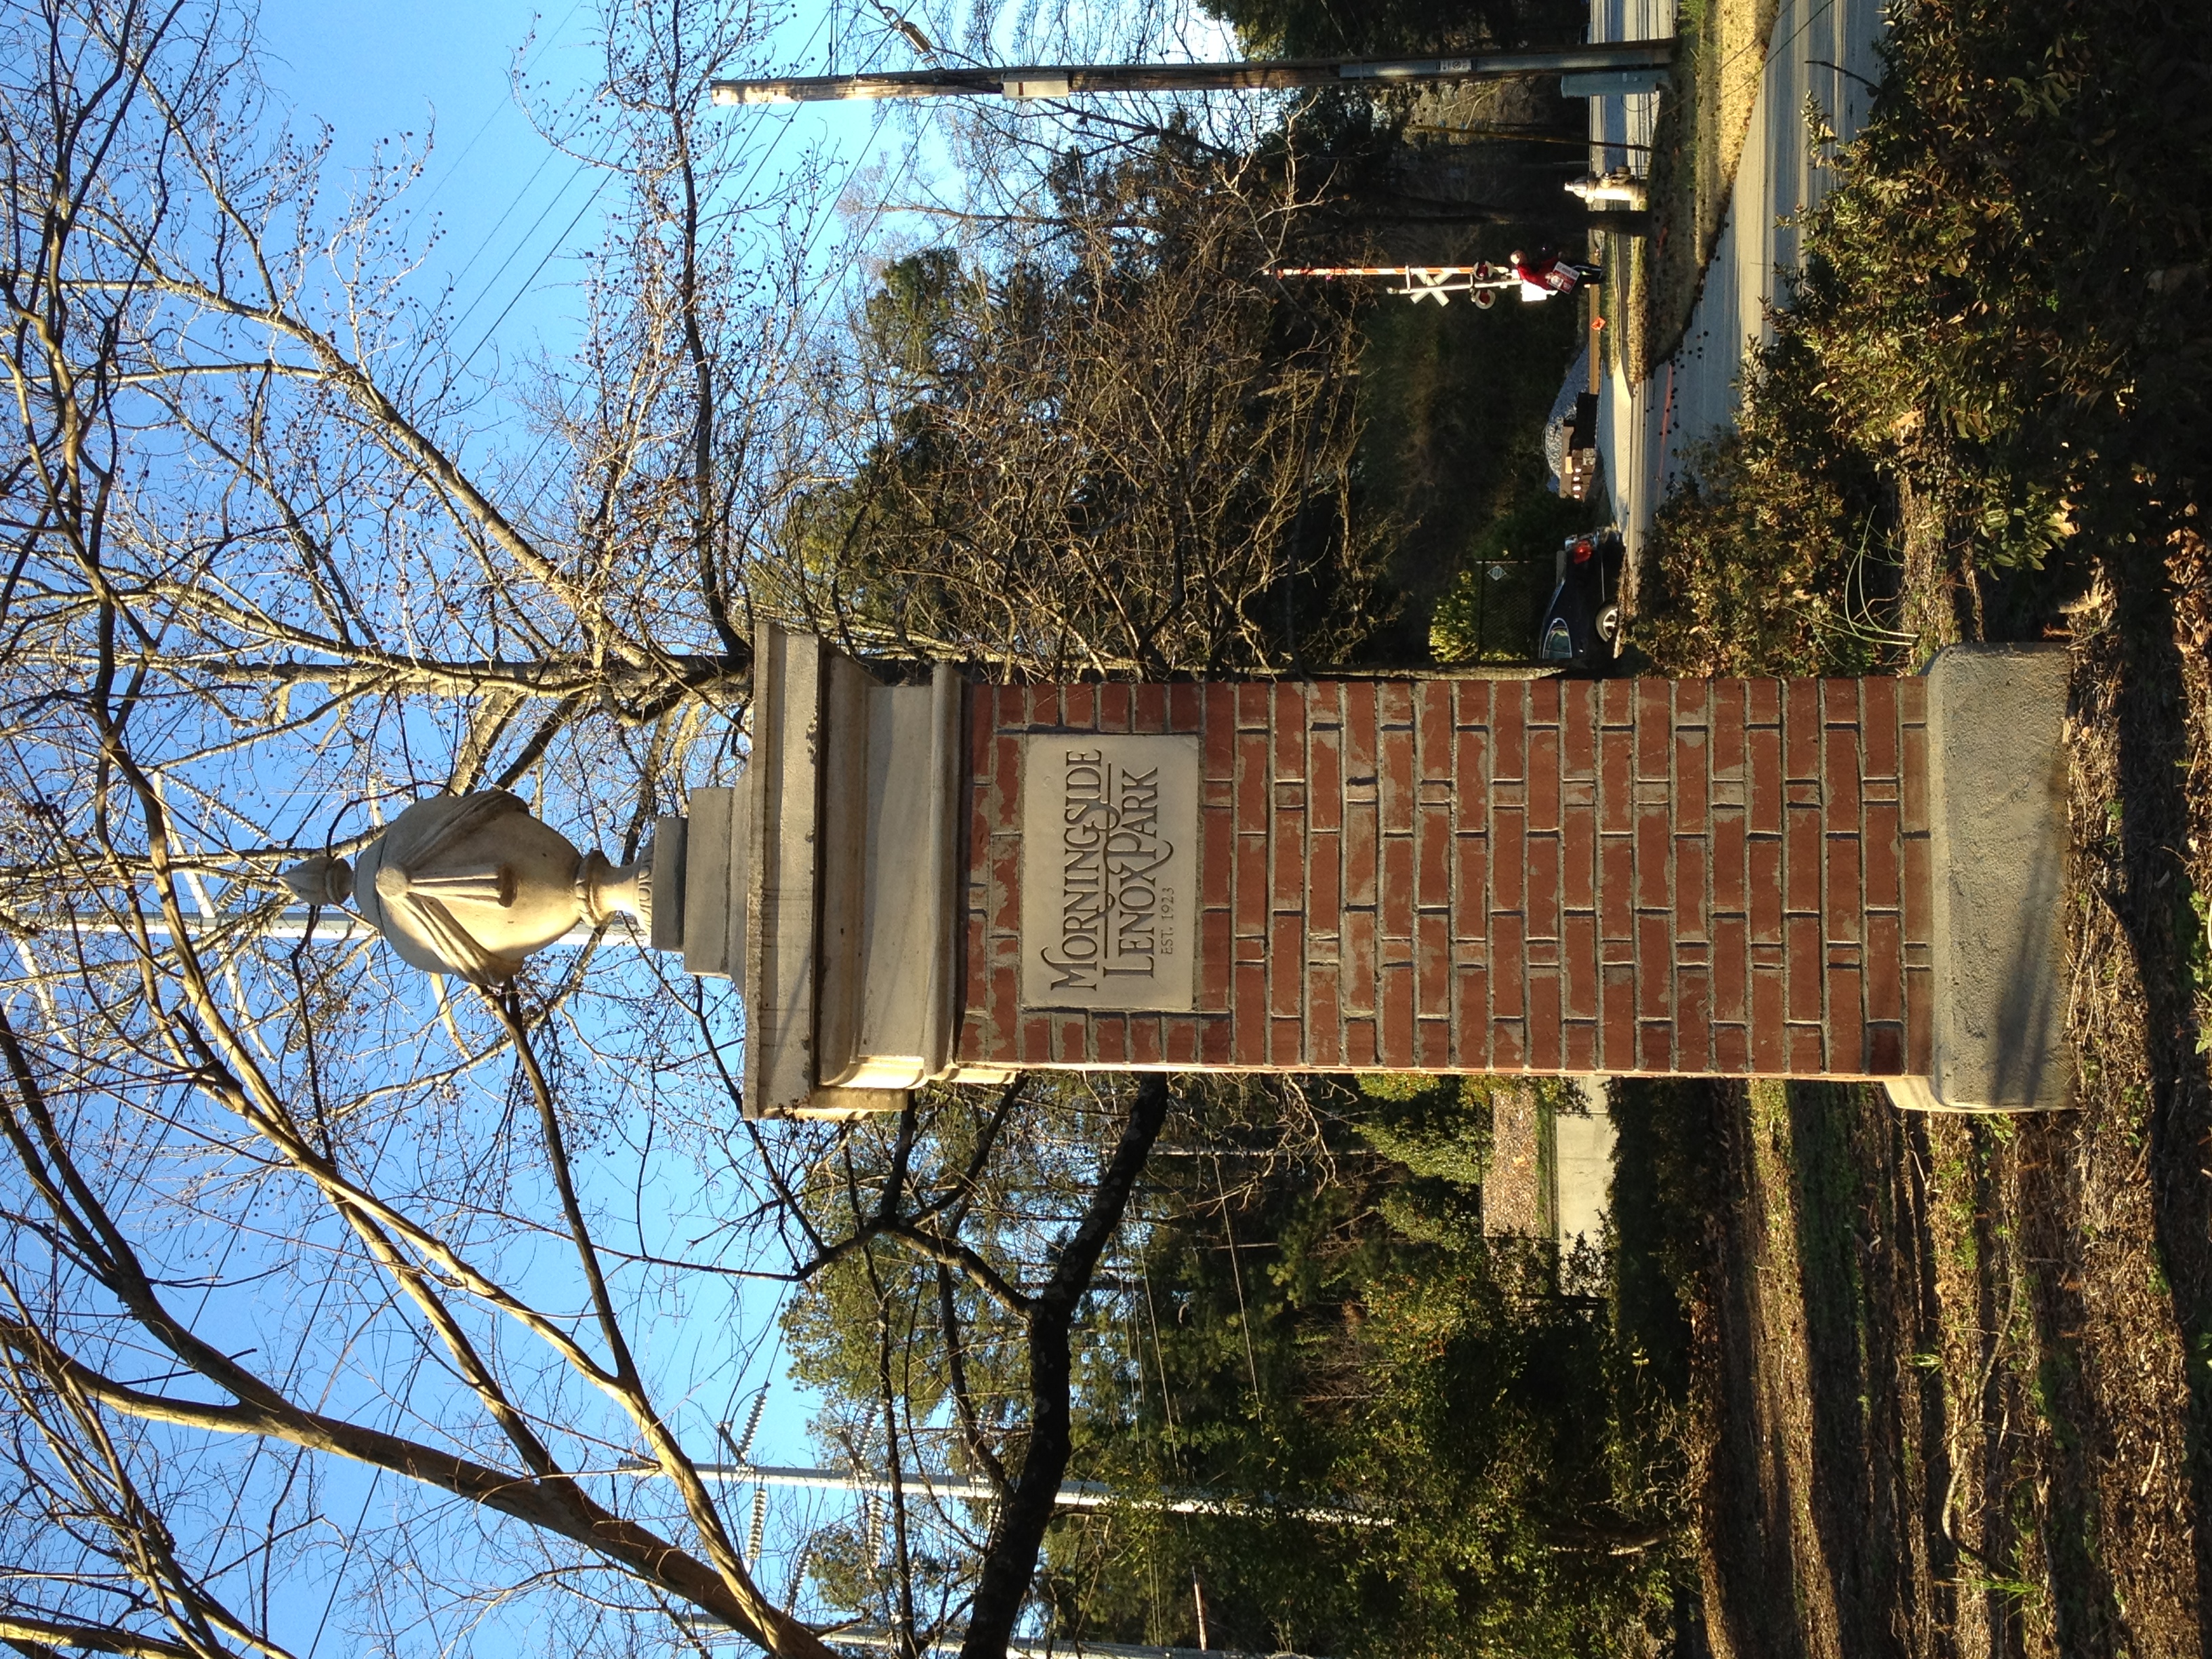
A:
1271,263,1522,308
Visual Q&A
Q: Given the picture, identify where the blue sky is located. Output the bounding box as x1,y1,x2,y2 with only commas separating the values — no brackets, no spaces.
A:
236,0,1036,1473
249,1,1242,383
214,4,1240,1643
250,0,936,402
258,0,607,356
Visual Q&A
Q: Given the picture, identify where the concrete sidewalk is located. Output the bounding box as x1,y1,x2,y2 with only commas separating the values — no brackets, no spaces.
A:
1586,0,1887,566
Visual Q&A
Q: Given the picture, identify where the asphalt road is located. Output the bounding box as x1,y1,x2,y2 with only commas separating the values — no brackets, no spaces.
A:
1586,0,1887,562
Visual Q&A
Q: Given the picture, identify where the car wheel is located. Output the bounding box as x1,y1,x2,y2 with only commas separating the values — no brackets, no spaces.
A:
1596,602,1622,642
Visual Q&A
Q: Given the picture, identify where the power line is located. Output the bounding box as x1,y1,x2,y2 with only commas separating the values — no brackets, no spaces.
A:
452,2,850,437
458,163,619,369
449,1,848,380
443,142,573,313
412,0,593,214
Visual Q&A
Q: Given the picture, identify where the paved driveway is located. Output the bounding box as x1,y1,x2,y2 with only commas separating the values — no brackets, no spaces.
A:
1586,0,1888,562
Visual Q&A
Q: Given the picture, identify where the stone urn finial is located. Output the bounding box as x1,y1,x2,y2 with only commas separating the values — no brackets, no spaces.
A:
283,790,649,986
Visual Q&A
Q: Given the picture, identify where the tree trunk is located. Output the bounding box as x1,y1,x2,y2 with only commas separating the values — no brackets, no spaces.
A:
957,1076,1173,1659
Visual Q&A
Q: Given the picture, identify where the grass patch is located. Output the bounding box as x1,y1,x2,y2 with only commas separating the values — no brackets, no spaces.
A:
1605,1079,1730,1401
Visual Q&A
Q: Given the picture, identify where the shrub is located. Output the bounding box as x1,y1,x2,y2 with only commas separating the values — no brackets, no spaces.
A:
1637,0,2211,674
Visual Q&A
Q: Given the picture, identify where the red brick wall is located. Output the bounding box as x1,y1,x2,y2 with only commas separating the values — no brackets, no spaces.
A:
954,676,1933,1078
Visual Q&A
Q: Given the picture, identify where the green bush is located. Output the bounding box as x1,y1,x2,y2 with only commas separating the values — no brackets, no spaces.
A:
1638,0,2212,674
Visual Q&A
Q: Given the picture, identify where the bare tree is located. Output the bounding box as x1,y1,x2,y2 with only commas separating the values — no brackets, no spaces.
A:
765,119,1384,681
0,2,1368,1654
0,0,850,1652
0,0,834,928
768,1075,1179,1659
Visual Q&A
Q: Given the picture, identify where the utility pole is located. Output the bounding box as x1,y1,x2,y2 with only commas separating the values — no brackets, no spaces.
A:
16,909,605,945
711,39,1671,104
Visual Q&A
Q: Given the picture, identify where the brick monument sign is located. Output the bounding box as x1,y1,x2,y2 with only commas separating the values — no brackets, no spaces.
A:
655,627,2071,1118
958,674,1931,1083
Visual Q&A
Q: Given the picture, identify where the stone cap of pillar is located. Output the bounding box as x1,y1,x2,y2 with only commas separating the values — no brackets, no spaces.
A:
1912,642,2074,1111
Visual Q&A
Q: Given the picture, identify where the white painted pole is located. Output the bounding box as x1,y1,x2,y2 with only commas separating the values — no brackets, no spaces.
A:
617,1462,1382,1524
783,1627,1281,1658
25,910,617,945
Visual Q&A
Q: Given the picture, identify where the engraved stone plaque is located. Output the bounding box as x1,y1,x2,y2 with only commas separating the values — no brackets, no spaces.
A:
1019,734,1200,1011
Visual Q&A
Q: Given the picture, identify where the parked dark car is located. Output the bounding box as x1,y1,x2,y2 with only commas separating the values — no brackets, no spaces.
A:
1536,529,1625,672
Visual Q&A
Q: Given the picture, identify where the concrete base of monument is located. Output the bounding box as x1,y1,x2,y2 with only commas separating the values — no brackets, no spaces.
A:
1910,643,2076,1112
